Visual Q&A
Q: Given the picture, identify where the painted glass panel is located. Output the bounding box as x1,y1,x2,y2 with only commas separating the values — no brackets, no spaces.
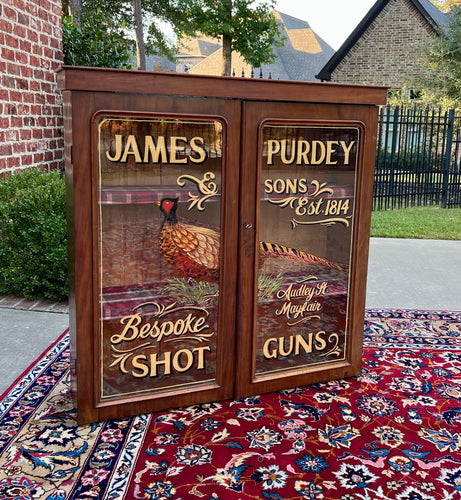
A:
96,116,223,400
255,123,360,379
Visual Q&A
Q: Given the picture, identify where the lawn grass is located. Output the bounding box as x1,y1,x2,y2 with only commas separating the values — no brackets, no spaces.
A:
370,205,461,240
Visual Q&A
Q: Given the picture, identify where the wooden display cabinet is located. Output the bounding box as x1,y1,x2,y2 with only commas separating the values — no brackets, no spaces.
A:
59,67,387,424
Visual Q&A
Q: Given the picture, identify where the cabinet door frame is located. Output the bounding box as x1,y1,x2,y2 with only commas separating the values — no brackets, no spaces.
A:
69,95,241,424
235,101,379,396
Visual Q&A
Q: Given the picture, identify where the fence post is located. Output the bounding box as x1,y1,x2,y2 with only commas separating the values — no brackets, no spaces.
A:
441,108,455,209
389,106,400,208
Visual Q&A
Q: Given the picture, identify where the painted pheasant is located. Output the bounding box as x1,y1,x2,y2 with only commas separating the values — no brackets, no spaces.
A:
157,197,342,281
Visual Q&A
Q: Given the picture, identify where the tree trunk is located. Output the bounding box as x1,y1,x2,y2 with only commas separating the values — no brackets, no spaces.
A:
222,0,233,76
222,33,232,76
133,0,146,70
69,0,82,25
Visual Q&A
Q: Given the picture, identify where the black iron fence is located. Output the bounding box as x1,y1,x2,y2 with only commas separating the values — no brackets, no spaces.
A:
374,106,461,210
234,72,461,211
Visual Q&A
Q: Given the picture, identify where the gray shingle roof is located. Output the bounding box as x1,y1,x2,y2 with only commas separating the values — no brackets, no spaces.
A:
175,10,334,81
145,54,176,72
246,12,335,81
277,11,312,30
417,0,449,29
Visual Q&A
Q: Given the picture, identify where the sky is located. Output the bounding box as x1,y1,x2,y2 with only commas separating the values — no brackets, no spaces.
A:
272,0,377,49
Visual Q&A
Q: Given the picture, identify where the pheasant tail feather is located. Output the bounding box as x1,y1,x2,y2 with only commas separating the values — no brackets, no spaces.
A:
259,241,342,271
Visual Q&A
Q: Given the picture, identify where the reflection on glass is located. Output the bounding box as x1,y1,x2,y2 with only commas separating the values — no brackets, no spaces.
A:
96,116,223,400
255,124,360,379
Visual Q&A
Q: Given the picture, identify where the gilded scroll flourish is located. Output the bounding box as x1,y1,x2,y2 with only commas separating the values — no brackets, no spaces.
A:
177,172,220,211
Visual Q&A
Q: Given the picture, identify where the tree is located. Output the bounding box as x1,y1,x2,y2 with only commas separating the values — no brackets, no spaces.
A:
62,0,177,70
430,0,460,12
133,0,147,69
174,0,283,76
62,0,83,20
62,0,282,75
416,4,461,107
62,8,134,68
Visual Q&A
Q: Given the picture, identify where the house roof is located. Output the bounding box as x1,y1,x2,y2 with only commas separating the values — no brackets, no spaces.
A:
178,35,222,58
315,0,448,81
145,54,176,72
187,47,254,77
186,11,334,81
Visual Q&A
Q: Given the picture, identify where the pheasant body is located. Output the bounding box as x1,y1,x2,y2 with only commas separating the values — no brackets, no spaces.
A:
157,198,220,281
157,198,342,281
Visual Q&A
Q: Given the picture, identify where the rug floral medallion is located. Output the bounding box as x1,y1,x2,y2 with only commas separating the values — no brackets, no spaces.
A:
0,309,460,500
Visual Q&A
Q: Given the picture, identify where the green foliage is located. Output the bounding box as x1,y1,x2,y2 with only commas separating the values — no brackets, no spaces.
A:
175,0,283,75
430,0,460,13
75,0,185,64
65,0,282,74
160,273,284,305
62,8,134,68
258,273,283,302
0,169,68,301
161,278,218,305
415,5,461,109
370,206,461,239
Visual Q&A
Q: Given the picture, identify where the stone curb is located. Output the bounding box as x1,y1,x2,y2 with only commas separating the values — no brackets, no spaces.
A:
0,295,69,314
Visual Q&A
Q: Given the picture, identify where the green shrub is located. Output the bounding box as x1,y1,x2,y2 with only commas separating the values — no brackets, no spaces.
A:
0,169,68,301
62,8,133,69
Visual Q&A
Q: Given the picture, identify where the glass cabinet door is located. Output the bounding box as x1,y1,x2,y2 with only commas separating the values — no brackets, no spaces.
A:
254,122,360,380
94,114,226,402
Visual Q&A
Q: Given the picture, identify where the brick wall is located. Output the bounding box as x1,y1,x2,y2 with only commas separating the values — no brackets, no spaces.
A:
0,0,64,176
330,0,435,87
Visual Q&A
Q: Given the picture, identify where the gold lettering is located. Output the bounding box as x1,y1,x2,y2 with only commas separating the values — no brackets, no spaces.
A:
310,141,326,165
173,349,194,372
190,136,207,163
267,140,280,165
340,140,355,164
263,338,278,359
264,178,274,193
285,178,297,193
169,136,188,164
265,139,356,166
106,134,123,162
112,314,142,344
144,135,167,163
278,336,293,356
262,332,330,360
106,134,211,165
133,347,211,377
315,331,327,351
298,178,308,193
195,346,210,369
132,355,149,378
295,333,313,355
325,141,339,165
150,351,172,377
296,140,310,164
113,312,210,345
280,140,296,164
316,282,328,295
120,135,142,163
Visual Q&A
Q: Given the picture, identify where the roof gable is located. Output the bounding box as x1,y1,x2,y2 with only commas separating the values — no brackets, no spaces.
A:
316,0,448,81
178,35,222,57
277,11,312,30
187,10,334,81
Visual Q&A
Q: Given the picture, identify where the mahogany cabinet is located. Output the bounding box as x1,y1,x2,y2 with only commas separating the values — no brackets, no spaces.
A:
59,67,387,424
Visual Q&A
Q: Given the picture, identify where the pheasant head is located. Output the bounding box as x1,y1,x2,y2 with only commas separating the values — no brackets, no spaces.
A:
157,198,179,223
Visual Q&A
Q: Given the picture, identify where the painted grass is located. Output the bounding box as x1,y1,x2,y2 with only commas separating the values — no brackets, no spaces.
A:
370,206,461,240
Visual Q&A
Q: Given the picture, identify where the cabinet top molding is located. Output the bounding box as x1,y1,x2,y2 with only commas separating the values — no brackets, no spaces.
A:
58,66,388,107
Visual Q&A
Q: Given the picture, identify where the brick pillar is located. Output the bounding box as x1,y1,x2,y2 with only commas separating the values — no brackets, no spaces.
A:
0,0,64,176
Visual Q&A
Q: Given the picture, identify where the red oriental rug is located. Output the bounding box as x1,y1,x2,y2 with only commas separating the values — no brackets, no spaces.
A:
0,309,460,500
